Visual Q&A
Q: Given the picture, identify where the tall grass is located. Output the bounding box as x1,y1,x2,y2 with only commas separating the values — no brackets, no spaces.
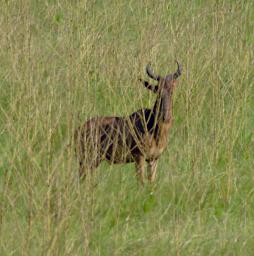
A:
0,0,253,255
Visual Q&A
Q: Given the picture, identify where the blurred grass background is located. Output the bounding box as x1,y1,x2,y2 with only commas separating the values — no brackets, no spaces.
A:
0,0,253,255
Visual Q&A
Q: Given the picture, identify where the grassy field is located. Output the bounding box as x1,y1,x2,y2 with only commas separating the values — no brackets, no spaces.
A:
0,0,253,255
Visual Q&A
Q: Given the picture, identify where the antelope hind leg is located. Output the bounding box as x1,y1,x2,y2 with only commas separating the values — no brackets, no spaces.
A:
78,156,101,181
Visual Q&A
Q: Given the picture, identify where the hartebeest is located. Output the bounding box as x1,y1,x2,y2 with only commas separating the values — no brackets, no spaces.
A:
75,61,182,184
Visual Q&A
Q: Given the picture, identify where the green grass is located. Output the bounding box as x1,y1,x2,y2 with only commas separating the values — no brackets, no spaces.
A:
0,0,254,255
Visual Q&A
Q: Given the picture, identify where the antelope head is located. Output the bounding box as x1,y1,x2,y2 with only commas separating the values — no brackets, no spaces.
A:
141,61,182,122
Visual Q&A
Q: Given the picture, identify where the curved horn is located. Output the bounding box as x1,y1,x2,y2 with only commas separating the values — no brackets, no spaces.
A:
173,60,182,79
146,64,160,81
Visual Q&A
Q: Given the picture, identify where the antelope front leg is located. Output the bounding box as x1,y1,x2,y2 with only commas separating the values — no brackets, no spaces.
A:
148,160,158,183
135,156,145,185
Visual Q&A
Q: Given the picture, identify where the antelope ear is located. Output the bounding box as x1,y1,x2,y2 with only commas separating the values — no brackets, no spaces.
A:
172,80,178,87
139,79,158,93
